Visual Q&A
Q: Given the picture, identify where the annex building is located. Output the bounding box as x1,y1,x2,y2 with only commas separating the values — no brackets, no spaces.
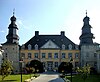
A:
1,11,100,73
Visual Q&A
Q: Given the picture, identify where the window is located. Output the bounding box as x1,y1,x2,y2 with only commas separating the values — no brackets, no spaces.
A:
94,62,97,67
5,53,7,58
62,44,65,50
68,53,72,58
28,53,32,59
54,53,58,58
62,53,66,58
94,53,97,58
35,44,38,50
75,53,79,58
13,29,16,35
34,53,38,58
42,53,46,58
55,62,58,67
48,53,52,59
21,53,25,58
68,44,72,50
86,52,89,58
28,44,32,50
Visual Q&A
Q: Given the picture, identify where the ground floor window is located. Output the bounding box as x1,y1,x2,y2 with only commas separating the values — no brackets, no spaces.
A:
55,62,58,67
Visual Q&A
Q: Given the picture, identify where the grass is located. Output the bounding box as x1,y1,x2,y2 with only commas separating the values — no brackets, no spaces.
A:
65,74,100,82
0,74,38,82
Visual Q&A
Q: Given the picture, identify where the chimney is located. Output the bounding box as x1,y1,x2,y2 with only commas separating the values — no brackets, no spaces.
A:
61,31,65,36
35,31,39,36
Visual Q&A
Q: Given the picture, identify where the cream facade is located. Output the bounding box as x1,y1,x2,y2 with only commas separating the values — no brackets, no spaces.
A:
20,46,80,71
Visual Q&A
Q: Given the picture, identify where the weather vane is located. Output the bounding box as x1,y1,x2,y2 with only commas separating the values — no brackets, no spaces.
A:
86,10,87,16
13,8,15,16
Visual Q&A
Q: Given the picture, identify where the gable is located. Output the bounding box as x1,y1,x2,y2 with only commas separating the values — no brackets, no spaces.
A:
41,40,59,49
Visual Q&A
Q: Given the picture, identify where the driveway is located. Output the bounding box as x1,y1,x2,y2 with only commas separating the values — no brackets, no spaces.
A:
31,71,64,82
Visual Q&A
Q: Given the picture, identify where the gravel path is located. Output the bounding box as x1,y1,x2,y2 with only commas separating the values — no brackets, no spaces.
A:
31,71,64,82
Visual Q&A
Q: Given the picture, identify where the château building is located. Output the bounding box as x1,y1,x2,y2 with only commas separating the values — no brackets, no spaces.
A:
20,31,80,71
1,11,100,73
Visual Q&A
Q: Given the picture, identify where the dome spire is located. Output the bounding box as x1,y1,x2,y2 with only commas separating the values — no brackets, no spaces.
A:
10,8,16,21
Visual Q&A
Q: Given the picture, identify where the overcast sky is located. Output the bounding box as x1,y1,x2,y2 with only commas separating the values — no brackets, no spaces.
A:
0,0,100,45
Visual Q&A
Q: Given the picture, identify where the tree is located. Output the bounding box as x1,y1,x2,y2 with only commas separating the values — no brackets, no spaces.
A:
0,59,13,80
58,62,73,74
29,60,44,73
76,64,90,82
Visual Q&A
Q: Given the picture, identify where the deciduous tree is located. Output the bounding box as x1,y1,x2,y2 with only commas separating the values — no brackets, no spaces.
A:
0,59,13,80
76,64,90,82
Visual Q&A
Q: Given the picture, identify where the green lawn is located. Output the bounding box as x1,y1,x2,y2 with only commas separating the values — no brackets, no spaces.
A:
0,74,35,82
65,74,100,82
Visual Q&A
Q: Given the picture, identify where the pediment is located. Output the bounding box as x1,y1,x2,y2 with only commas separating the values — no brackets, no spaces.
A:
41,40,59,49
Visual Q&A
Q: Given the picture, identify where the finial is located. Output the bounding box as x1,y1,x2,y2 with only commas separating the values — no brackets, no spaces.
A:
86,10,87,16
13,8,15,16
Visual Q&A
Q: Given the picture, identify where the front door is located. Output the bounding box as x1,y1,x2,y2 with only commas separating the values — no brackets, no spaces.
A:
47,61,53,71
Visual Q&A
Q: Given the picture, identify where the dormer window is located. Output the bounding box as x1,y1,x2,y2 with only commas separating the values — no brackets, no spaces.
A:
35,44,38,50
68,44,72,50
62,44,65,50
28,44,32,50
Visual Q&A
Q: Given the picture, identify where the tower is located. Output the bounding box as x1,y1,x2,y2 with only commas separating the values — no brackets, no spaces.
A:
79,11,94,45
2,10,20,73
80,12,98,67
6,11,19,44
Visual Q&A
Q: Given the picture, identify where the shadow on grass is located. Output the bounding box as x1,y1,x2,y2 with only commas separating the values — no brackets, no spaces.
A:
0,80,17,82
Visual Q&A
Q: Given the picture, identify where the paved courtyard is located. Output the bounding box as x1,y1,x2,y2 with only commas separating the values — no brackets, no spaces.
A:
31,71,64,82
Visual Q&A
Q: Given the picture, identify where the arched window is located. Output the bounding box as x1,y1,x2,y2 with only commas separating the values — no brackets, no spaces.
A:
62,44,65,50
28,44,32,50
68,44,72,50
35,44,38,50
